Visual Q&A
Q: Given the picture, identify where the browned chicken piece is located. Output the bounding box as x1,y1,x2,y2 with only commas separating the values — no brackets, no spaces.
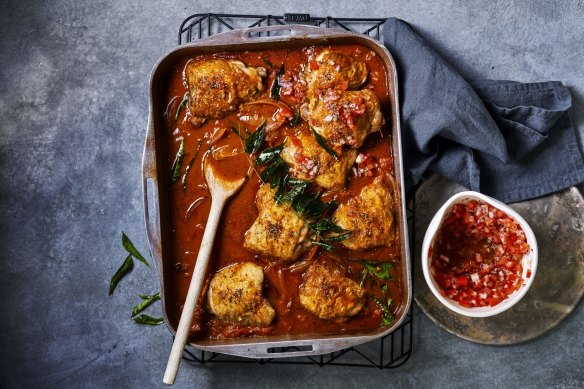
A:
306,50,368,95
206,262,275,327
244,184,311,262
333,177,397,250
301,89,383,148
281,129,357,190
299,259,365,321
185,59,266,127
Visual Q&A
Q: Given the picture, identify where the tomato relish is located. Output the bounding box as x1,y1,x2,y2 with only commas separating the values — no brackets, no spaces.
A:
430,200,530,308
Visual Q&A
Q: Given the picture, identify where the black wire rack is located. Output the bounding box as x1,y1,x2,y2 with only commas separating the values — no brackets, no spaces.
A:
177,13,413,369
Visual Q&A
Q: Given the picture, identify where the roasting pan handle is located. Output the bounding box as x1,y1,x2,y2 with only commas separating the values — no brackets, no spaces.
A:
142,112,163,272
197,24,349,45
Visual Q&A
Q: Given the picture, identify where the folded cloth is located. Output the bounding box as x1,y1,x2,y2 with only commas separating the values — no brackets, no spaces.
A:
382,17,584,203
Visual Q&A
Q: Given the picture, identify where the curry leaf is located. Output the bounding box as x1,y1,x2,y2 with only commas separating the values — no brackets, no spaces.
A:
280,179,308,204
109,255,134,296
174,92,189,121
131,292,161,317
325,231,352,243
374,298,394,326
359,269,368,287
309,219,347,234
122,232,149,267
256,144,284,165
262,57,275,68
133,314,164,326
311,127,338,160
309,239,334,252
259,157,287,188
270,65,285,101
290,111,301,127
170,137,185,183
244,121,267,154
360,261,393,281
181,139,202,192
229,125,243,140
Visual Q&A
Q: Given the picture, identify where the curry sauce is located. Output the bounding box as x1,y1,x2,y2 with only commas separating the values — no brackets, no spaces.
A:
162,44,404,340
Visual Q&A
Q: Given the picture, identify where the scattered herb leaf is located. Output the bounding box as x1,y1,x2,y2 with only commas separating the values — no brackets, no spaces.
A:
131,292,161,317
381,284,389,298
311,127,338,160
181,139,202,192
280,179,308,204
309,219,347,234
170,137,185,183
133,314,164,326
122,232,149,267
262,57,275,68
325,231,352,243
290,111,301,127
270,65,285,101
307,219,350,250
359,269,368,288
244,121,267,154
259,157,288,189
309,239,334,252
360,261,393,281
374,297,394,326
256,144,284,165
174,92,189,121
109,254,134,295
229,125,243,140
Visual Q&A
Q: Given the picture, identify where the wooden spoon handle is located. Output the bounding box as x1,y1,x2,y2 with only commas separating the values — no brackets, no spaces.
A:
163,197,225,385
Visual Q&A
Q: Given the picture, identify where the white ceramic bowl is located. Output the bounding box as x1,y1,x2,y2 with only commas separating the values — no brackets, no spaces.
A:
421,191,538,317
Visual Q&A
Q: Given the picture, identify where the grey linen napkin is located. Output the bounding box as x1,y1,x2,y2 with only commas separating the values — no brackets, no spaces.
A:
382,17,584,203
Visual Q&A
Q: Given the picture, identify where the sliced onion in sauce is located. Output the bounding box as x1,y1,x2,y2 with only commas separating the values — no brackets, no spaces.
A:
211,145,240,160
207,126,228,144
185,197,207,220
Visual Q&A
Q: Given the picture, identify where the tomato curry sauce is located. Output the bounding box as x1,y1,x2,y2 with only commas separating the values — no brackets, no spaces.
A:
162,44,404,340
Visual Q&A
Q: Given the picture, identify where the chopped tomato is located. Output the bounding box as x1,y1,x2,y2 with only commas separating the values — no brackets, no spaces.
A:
430,200,529,308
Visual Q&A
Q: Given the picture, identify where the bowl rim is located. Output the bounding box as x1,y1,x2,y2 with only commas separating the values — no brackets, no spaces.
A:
421,191,539,318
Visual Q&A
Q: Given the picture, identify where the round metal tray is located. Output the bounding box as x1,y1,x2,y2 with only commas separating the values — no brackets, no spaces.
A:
414,175,584,344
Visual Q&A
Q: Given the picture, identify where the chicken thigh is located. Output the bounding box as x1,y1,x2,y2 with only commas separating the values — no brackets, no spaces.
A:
185,59,266,127
301,89,383,148
306,50,368,95
299,259,365,321
281,128,357,190
244,184,311,262
206,262,275,327
333,177,396,250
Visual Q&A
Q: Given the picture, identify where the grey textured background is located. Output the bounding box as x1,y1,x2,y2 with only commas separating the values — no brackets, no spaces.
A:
1,0,583,388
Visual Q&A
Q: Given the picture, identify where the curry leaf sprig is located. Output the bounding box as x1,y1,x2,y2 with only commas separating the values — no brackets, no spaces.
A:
109,232,151,295
109,233,164,326
239,122,350,250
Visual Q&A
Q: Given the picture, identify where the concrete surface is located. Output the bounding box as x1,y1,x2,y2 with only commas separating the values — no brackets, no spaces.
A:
1,0,583,388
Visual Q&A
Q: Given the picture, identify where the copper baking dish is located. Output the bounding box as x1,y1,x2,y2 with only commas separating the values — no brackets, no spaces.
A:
142,25,411,358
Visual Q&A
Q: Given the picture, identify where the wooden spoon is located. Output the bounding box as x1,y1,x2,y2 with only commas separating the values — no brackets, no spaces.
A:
163,162,245,385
